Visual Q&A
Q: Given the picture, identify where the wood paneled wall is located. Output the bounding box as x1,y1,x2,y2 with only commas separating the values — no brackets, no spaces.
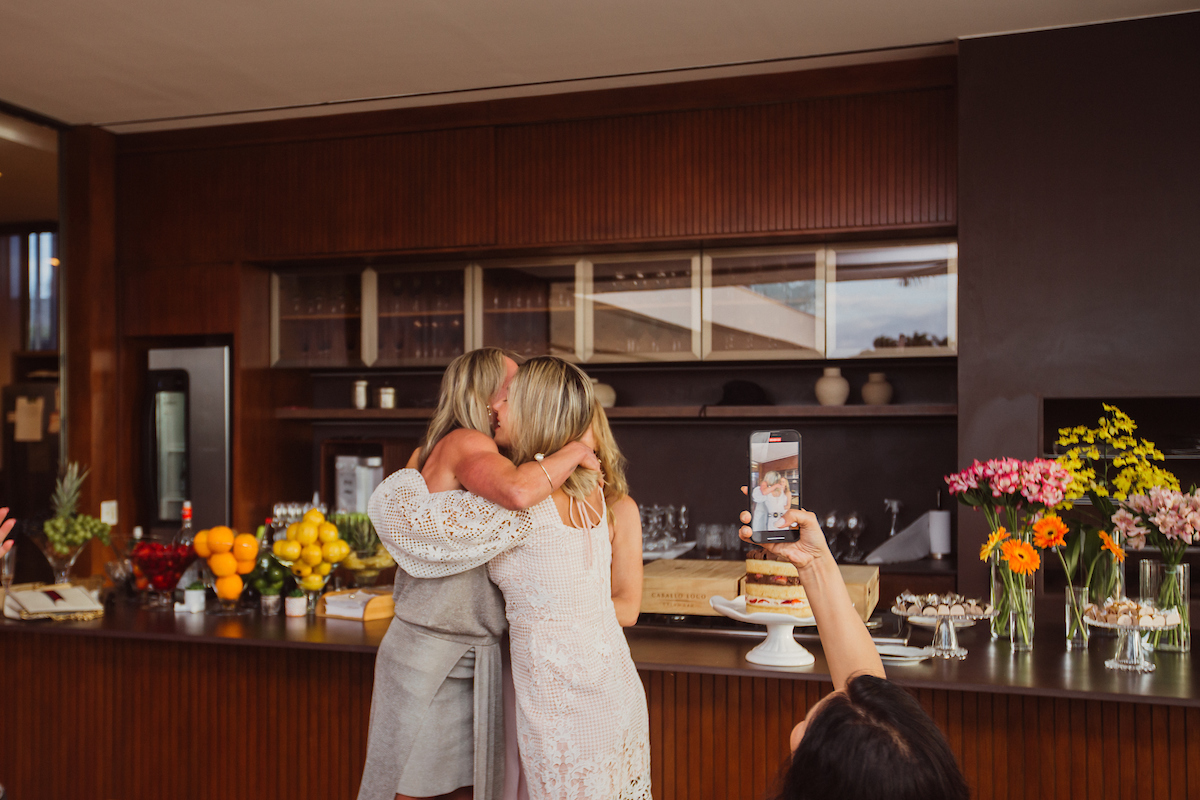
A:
5,629,1196,800
114,58,956,269
955,14,1200,596
61,126,118,575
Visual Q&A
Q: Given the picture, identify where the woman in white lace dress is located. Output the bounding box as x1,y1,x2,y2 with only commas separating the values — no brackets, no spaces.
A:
358,348,602,800
370,357,651,800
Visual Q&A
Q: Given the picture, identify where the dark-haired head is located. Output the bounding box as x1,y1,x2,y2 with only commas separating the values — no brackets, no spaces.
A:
775,674,968,800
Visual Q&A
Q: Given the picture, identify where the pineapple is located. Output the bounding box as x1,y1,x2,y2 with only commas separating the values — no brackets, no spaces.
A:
51,461,88,520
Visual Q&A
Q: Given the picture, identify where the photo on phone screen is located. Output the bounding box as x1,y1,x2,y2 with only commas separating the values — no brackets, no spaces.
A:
749,430,802,543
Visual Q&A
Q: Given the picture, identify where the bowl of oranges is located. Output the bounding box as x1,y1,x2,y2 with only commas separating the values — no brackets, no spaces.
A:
272,508,351,613
193,526,260,615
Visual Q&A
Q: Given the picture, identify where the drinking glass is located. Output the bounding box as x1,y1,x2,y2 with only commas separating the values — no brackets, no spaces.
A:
702,525,724,559
843,511,866,563
676,505,690,542
2,545,15,592
821,510,845,559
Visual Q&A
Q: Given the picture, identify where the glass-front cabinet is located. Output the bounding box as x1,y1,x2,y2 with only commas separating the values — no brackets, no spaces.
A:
269,240,955,368
478,260,580,359
374,266,468,367
585,253,701,362
271,270,365,367
826,242,957,359
702,247,824,360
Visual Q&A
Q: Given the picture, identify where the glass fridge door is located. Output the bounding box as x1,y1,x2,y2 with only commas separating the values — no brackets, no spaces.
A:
147,369,189,524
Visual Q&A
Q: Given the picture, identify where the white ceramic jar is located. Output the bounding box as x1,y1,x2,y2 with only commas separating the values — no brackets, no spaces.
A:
814,367,850,406
861,372,894,405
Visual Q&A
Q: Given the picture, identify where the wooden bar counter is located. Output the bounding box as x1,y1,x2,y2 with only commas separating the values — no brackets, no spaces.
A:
3,599,1198,799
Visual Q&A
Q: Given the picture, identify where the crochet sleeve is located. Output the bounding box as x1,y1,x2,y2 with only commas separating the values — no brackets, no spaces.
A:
368,469,541,578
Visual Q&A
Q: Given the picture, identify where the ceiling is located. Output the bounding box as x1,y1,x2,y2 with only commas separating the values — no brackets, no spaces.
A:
0,1,1193,224
0,0,1194,133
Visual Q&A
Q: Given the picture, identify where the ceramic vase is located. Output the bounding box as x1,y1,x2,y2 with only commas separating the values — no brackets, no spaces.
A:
814,368,849,406
591,379,617,409
861,372,893,405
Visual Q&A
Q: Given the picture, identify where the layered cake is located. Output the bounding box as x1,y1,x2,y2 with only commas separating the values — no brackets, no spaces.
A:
745,549,811,617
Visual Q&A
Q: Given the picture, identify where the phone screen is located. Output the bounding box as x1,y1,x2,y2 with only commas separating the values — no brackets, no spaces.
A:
749,430,802,543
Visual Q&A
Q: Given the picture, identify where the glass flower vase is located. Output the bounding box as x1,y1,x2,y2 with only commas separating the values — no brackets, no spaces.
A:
1007,574,1035,652
1065,585,1089,651
1140,561,1189,653
989,553,1011,640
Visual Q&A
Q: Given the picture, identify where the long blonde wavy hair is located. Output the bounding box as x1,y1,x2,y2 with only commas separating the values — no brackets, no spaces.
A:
506,357,626,503
416,347,515,469
590,399,628,505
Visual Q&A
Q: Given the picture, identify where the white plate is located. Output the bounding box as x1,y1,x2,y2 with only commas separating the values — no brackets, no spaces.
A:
642,541,698,561
709,595,817,627
907,616,975,630
876,644,934,664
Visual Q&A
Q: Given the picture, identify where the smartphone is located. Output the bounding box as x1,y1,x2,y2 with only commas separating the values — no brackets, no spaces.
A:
748,430,802,543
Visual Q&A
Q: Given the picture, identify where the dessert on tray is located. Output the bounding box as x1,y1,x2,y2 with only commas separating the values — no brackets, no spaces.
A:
892,591,992,618
745,549,811,617
1084,597,1179,628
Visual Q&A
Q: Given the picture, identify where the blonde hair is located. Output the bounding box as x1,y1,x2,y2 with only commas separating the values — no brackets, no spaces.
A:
506,357,604,500
590,400,628,505
417,348,514,469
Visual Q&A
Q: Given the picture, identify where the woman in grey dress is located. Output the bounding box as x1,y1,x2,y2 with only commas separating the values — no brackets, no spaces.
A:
357,348,599,800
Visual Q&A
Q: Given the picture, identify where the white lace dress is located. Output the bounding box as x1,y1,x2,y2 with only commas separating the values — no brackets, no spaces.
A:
372,470,652,800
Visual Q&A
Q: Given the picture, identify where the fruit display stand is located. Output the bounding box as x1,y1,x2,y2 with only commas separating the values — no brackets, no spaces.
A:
271,508,351,613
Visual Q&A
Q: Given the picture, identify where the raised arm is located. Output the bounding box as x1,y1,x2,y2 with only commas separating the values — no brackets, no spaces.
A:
429,428,600,511
739,504,884,692
608,495,643,627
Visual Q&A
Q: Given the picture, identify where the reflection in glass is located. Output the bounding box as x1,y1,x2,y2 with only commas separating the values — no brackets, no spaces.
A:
827,244,956,358
155,390,187,521
590,257,697,360
481,264,575,357
707,251,821,357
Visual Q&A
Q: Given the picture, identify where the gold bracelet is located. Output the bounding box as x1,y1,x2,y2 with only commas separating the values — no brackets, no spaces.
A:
534,452,554,489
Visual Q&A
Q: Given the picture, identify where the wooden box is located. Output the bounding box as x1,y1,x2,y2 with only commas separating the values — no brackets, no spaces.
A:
642,560,879,621
315,586,395,622
836,564,880,622
641,560,747,616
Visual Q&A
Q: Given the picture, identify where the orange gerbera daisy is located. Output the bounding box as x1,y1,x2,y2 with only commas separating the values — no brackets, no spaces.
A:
979,527,1011,562
1001,539,1041,575
1098,530,1126,563
1032,515,1069,549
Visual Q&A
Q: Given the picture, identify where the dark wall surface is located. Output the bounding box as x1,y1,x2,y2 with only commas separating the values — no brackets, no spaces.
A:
957,13,1200,593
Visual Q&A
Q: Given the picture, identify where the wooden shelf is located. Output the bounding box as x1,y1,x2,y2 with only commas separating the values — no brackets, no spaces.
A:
275,407,434,421
279,313,360,321
275,404,955,422
703,404,957,419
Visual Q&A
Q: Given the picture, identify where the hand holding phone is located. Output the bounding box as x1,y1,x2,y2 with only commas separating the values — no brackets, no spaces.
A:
748,430,801,543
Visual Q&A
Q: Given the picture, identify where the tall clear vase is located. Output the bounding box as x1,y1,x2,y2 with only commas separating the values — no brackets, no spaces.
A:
1140,561,1190,653
990,553,1010,640
1007,573,1035,652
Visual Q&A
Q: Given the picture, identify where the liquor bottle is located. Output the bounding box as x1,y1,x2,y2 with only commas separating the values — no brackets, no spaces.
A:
175,501,195,546
174,501,205,596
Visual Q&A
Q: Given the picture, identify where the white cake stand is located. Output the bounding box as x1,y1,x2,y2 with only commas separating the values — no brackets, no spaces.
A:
709,595,816,667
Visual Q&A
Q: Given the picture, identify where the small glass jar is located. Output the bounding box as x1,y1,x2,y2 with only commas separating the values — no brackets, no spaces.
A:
353,380,369,410
378,386,396,409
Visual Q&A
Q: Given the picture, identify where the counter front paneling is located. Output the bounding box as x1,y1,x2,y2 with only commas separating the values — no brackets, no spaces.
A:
3,601,1199,799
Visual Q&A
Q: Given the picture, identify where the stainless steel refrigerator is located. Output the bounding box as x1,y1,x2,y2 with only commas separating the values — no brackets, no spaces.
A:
144,346,230,534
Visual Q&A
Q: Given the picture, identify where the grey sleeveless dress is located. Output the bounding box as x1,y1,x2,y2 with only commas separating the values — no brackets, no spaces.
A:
357,565,508,800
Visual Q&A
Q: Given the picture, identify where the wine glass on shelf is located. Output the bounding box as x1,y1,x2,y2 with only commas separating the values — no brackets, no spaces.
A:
821,510,846,561
843,511,866,563
2,544,15,595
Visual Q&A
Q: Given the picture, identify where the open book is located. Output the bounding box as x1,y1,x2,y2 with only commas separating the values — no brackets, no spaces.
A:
4,583,105,620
